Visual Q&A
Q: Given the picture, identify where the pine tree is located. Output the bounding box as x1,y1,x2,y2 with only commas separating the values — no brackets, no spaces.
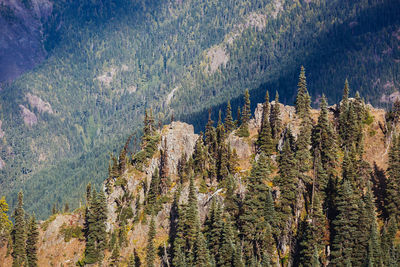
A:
26,214,39,267
216,142,229,182
0,196,12,241
237,89,251,137
218,214,237,267
194,231,211,267
147,167,160,208
236,107,241,127
365,184,382,266
146,215,157,267
84,189,98,264
275,140,298,229
330,180,360,266
311,95,337,192
298,193,326,266
193,133,206,174
160,138,170,194
11,191,26,267
386,135,400,219
96,189,108,256
295,66,311,119
172,200,187,267
185,176,200,261
225,101,235,133
205,109,217,154
204,200,223,260
270,91,282,139
382,216,398,266
239,153,274,264
110,242,120,266
339,79,350,144
257,90,274,156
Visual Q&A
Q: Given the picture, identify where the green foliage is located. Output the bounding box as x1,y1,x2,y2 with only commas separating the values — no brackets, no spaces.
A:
236,89,251,137
0,196,12,243
257,90,274,156
146,215,157,267
26,215,39,267
2,0,400,221
59,223,84,242
11,191,26,267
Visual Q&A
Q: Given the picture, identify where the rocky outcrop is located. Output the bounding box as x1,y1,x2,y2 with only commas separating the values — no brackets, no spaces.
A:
26,93,53,114
19,104,37,126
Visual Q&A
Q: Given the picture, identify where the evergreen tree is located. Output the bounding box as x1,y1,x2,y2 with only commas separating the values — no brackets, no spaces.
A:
365,184,383,266
172,201,187,267
270,91,282,139
11,191,26,267
110,242,120,266
225,101,235,133
257,90,274,156
83,188,108,264
204,199,223,260
295,66,311,119
194,231,211,267
216,142,229,182
146,215,157,267
0,196,12,242
184,176,200,262
147,167,160,208
239,153,274,264
237,89,251,137
275,140,298,230
298,194,326,266
193,133,206,174
330,180,359,266
382,216,398,266
205,109,217,154
84,189,98,264
96,189,108,256
386,135,400,219
218,214,237,267
236,107,241,127
339,79,350,144
160,138,170,194
26,214,39,267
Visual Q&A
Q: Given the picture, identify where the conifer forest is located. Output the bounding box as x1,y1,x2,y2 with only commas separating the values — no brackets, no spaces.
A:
0,0,400,266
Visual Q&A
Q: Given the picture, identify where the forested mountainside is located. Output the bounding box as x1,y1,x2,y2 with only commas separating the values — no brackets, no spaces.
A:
2,72,400,266
0,0,399,219
0,0,52,82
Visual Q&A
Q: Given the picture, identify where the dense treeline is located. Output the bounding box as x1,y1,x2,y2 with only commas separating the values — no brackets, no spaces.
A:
2,67,400,265
1,0,399,220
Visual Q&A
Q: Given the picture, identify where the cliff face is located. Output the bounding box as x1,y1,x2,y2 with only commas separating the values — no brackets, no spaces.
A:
0,102,390,266
0,0,52,83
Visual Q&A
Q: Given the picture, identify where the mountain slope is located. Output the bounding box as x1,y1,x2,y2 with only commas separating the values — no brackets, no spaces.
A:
0,0,399,218
0,98,394,266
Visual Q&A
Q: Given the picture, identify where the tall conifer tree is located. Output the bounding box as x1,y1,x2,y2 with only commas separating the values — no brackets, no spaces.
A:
26,214,39,267
270,91,282,139
146,215,157,267
11,191,26,267
257,90,274,155
225,101,235,133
